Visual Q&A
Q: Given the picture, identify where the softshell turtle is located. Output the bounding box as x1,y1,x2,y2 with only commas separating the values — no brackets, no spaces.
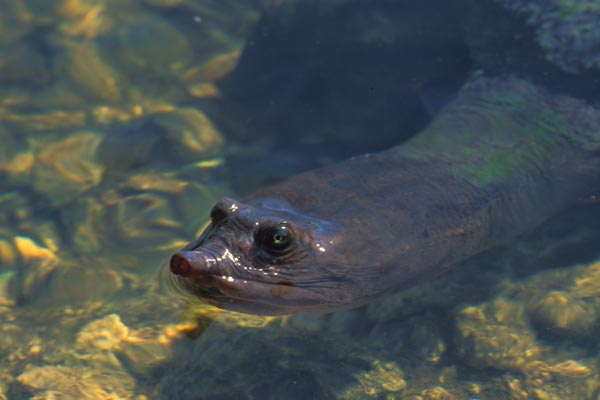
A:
169,0,600,315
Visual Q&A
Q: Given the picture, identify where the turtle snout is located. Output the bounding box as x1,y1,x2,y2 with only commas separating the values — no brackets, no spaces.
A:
170,251,204,277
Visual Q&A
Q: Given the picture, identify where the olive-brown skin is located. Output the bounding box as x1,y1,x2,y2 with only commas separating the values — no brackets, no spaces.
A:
170,77,600,315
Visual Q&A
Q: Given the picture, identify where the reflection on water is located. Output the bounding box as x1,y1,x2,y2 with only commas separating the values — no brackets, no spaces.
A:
0,0,600,399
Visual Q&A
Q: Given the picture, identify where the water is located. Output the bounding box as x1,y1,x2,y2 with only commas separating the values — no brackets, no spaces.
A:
1,1,600,399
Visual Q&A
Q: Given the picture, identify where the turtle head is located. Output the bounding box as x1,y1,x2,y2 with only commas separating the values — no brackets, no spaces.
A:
169,197,358,315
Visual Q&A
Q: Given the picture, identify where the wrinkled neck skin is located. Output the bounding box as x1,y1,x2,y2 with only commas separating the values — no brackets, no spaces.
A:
170,77,600,315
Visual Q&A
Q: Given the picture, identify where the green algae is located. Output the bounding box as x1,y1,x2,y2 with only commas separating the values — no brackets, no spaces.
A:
406,78,579,187
493,91,524,107
452,150,522,185
449,105,571,186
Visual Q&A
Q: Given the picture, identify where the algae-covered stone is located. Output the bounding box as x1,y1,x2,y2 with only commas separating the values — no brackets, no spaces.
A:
0,124,20,173
76,313,129,352
102,14,193,79
14,235,57,263
339,360,406,400
32,131,104,206
11,235,60,305
47,261,124,305
187,82,220,99
174,181,226,237
181,49,240,97
95,118,166,177
2,151,34,185
454,298,540,371
520,359,599,399
60,196,106,254
519,260,600,338
528,290,597,337
96,109,224,177
182,49,242,83
419,386,455,400
494,0,600,73
57,0,116,38
122,173,228,240
105,191,182,246
0,271,16,307
15,364,135,400
452,256,600,398
115,326,176,380
0,108,86,135
59,41,125,103
570,261,600,298
61,175,224,253
0,239,16,267
123,172,189,194
14,220,62,262
151,108,224,162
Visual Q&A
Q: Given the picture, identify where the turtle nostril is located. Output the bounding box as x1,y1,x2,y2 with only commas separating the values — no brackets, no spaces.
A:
170,252,191,276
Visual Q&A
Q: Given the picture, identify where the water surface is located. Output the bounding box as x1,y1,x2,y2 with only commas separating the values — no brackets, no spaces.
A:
1,1,600,399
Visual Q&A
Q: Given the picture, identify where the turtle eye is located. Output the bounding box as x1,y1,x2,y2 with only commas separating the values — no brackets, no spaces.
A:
210,203,228,223
259,224,294,254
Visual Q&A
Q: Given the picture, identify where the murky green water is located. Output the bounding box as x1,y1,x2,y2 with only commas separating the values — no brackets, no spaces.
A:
1,1,600,399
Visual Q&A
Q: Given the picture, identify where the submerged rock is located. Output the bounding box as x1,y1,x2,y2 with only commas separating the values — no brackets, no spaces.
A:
14,364,135,400
494,0,600,73
150,108,224,162
0,109,86,135
452,256,600,399
0,125,20,175
522,260,600,339
11,235,60,305
95,118,167,177
418,386,456,400
59,40,125,103
73,312,181,385
76,313,129,352
32,131,104,206
115,326,177,381
96,108,224,175
101,13,193,80
60,196,107,255
454,298,540,371
58,172,225,256
46,260,125,305
339,360,406,399
528,290,597,337
105,191,182,246
57,0,118,39
0,239,16,268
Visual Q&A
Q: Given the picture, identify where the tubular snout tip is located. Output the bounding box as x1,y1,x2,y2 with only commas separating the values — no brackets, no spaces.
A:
170,251,193,276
